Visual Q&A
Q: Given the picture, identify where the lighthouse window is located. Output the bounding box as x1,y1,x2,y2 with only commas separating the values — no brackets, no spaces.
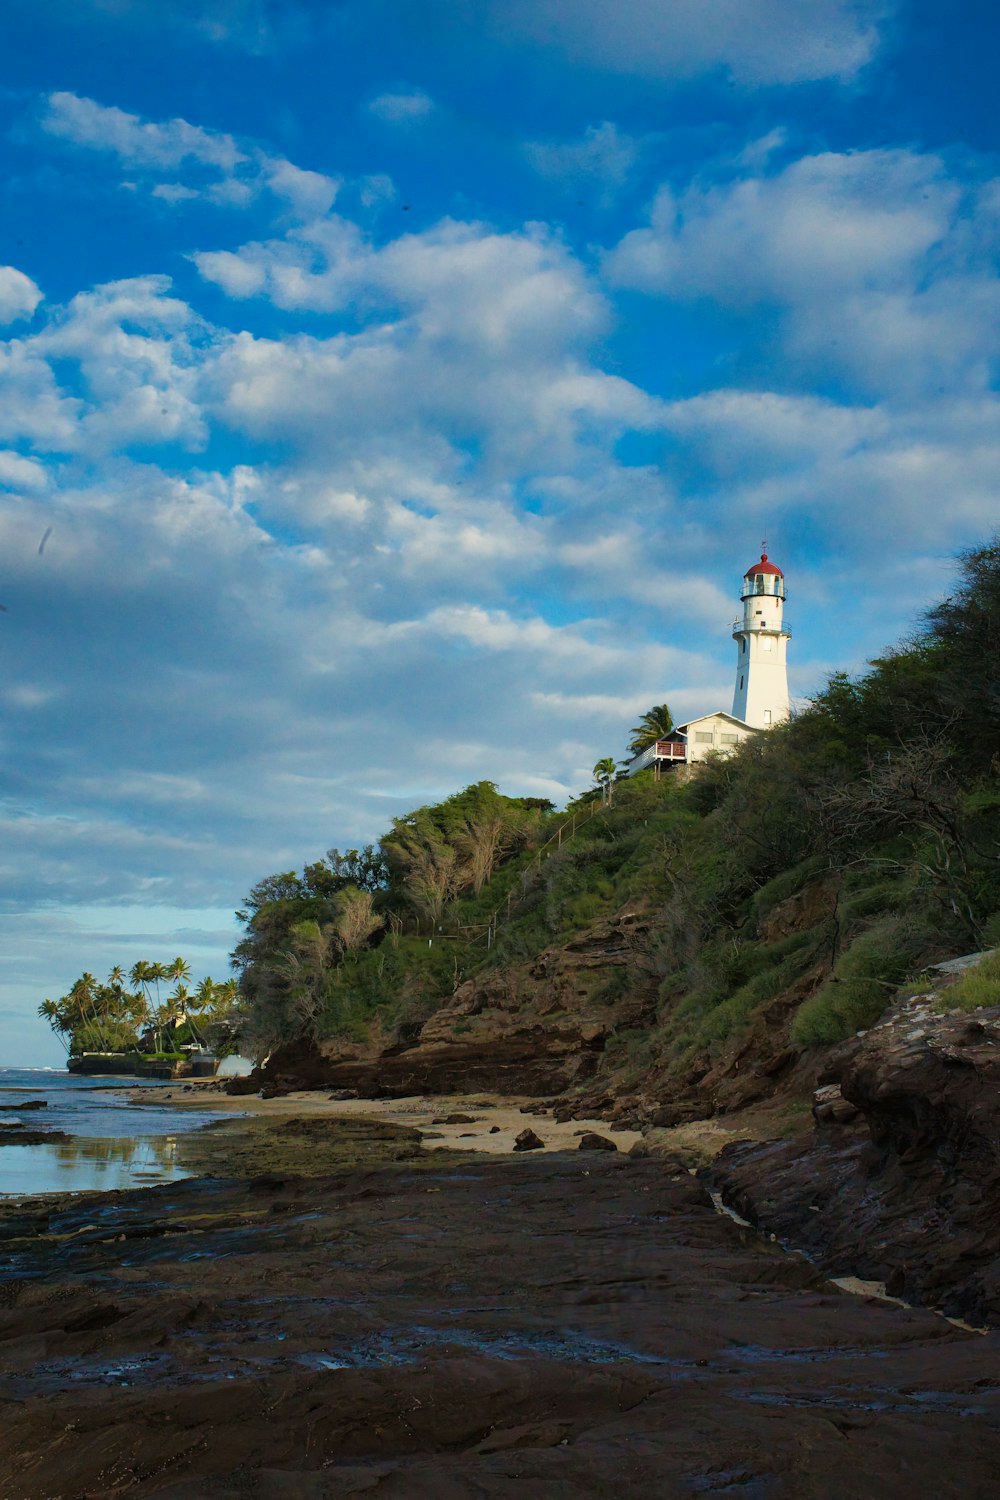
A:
762,638,773,651
764,710,772,725
755,576,765,594
739,675,744,689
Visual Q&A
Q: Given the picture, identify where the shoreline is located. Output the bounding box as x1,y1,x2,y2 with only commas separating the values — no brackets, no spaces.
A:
127,1079,645,1158
4,1130,1000,1498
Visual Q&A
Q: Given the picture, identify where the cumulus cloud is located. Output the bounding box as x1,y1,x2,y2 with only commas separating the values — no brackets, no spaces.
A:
488,0,892,84
0,450,49,491
0,267,43,325
608,147,1000,395
39,92,339,218
42,91,246,173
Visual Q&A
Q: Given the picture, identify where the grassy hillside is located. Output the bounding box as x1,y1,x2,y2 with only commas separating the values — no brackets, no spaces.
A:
231,538,1000,1103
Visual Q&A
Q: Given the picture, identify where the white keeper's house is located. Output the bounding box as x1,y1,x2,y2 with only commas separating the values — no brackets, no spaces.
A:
628,551,792,777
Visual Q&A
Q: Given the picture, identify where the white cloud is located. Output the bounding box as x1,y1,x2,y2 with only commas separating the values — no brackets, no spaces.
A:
42,91,246,173
366,89,436,124
0,450,49,491
608,148,1000,396
525,122,647,199
0,267,43,325
489,0,891,84
39,92,339,220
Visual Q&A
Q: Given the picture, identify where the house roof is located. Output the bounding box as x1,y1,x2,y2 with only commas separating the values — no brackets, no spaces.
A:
674,711,758,733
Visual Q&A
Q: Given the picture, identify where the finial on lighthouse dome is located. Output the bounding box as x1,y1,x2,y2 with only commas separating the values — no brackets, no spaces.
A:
745,552,784,578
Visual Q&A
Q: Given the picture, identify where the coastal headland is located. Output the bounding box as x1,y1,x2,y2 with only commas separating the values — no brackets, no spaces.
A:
3,1096,1000,1498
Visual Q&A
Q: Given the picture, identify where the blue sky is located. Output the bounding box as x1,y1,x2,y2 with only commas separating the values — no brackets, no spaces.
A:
2,0,998,1065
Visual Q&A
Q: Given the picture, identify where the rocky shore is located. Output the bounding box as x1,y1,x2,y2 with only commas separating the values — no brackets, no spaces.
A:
3,1108,1000,1498
711,978,1000,1329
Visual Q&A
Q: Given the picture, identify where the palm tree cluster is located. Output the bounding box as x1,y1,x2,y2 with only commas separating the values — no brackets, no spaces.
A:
38,959,239,1058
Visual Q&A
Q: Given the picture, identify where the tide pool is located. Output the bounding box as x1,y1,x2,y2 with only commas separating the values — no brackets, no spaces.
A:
0,1068,230,1197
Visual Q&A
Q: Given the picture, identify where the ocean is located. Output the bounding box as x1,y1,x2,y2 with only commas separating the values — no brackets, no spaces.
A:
0,1068,230,1198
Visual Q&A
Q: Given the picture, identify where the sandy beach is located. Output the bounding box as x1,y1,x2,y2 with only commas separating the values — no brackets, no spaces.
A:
130,1080,644,1157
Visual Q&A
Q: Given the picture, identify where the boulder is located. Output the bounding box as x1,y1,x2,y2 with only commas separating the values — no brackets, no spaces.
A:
513,1128,544,1152
577,1132,617,1152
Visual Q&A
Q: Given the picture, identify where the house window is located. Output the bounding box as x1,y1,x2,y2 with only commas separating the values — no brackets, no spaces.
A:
721,733,738,744
695,731,713,743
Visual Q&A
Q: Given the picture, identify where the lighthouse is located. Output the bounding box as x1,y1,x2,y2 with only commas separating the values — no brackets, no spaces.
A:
731,552,791,729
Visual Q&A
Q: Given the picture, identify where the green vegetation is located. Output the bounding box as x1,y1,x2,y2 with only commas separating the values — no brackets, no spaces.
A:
227,537,1000,1074
39,962,239,1060
627,703,675,755
937,950,1000,1013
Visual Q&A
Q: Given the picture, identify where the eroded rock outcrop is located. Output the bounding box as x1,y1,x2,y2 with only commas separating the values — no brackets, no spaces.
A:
710,957,1000,1325
232,907,657,1100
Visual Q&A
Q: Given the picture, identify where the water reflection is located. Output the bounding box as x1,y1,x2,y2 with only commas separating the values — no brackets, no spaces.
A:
0,1133,191,1198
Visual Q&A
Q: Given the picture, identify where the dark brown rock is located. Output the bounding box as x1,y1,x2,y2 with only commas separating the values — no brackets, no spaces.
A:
5,1147,1000,1498
710,983,1000,1326
812,1083,860,1125
577,1132,617,1152
513,1128,544,1152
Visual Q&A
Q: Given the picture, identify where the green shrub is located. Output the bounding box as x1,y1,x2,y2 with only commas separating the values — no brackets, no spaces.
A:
791,915,931,1047
751,856,828,924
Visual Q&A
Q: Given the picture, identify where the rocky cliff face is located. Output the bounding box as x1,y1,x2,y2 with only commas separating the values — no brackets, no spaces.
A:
234,906,659,1101
234,883,840,1124
710,956,1000,1326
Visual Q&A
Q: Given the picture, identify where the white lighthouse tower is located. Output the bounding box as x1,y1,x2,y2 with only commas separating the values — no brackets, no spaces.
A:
731,552,791,728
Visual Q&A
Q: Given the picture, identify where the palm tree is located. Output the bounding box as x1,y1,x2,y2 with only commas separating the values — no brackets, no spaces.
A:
593,757,617,807
168,956,192,989
38,998,71,1053
627,704,674,757
130,960,156,1046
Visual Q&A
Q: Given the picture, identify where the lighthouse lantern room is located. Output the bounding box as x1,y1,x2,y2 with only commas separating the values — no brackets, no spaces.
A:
731,552,791,729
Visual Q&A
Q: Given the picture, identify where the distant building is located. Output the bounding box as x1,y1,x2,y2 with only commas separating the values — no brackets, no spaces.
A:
627,550,791,777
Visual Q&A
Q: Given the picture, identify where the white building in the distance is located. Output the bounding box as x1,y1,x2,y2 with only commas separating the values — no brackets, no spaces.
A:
628,551,792,776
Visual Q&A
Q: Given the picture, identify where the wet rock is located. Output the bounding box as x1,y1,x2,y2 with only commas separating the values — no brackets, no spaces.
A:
0,1100,47,1111
489,1126,501,1134
577,1132,617,1152
6,1149,1000,1498
328,1088,359,1101
0,1128,71,1146
433,1113,478,1125
513,1129,544,1152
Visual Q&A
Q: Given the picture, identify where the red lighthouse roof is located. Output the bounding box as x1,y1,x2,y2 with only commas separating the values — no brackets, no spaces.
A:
744,552,784,578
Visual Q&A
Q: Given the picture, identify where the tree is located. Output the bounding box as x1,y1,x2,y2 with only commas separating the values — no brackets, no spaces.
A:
334,888,384,951
627,704,674,756
593,757,617,806
385,824,461,923
456,815,514,895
